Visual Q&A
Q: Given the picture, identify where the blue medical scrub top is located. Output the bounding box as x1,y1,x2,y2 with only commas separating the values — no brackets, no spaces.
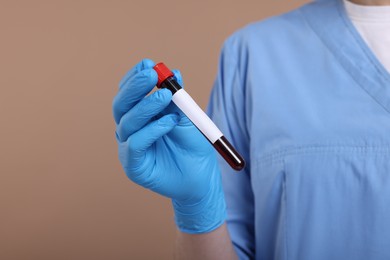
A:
207,0,390,259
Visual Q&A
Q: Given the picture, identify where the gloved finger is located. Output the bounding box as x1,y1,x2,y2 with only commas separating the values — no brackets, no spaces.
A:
119,58,155,89
171,69,184,87
113,68,158,124
127,113,180,162
116,88,172,142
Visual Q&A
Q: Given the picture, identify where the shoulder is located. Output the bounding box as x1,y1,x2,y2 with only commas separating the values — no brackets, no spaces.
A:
222,1,321,58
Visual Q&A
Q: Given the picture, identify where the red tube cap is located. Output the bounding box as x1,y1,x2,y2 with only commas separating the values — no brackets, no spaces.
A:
153,62,174,88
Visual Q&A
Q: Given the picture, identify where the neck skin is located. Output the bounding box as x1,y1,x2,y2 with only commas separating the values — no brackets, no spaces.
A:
348,0,390,5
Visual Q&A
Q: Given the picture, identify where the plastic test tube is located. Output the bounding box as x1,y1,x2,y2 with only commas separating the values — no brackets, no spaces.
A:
153,62,245,171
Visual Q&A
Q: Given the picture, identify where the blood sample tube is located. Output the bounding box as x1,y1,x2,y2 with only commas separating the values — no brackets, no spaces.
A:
153,62,245,171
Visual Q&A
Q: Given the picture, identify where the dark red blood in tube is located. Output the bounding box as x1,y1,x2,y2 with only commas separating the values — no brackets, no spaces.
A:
213,136,245,171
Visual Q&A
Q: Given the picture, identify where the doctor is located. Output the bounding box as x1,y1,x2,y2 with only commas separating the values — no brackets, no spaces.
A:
112,0,390,259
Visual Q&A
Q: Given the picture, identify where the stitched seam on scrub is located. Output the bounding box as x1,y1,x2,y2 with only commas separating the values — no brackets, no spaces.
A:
257,145,390,167
283,158,288,260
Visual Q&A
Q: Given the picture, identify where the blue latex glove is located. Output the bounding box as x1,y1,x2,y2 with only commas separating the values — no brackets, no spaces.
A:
112,59,226,233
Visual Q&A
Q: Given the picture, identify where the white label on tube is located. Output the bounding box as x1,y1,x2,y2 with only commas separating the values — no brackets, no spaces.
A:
172,89,223,143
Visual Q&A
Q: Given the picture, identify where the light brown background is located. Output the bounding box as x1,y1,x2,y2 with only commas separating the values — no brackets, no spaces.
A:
0,1,309,259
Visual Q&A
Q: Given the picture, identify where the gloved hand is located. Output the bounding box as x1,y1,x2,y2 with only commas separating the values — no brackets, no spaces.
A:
112,58,226,233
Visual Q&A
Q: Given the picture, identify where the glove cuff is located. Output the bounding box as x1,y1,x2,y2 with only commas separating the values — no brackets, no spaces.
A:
172,172,227,234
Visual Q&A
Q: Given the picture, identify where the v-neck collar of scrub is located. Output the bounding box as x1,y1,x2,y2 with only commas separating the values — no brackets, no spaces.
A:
300,0,390,114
